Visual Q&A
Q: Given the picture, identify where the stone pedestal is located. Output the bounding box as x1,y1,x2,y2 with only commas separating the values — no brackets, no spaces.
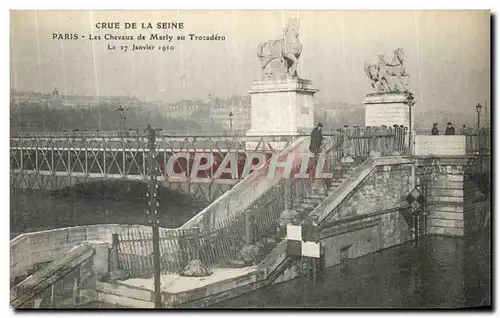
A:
364,92,414,128
246,78,318,136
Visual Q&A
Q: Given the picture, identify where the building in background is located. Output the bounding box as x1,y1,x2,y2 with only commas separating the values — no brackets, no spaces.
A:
314,101,365,129
10,89,140,109
208,95,251,132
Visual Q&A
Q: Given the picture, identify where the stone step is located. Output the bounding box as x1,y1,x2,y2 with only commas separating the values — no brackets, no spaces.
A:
293,202,316,210
309,193,328,200
333,177,348,183
295,207,315,215
312,188,328,195
301,197,322,204
329,181,344,187
293,203,316,211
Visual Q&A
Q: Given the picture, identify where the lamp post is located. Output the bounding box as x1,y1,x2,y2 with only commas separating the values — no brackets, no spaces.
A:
229,111,234,134
476,102,482,143
117,105,126,137
476,103,483,179
146,125,162,308
406,93,415,154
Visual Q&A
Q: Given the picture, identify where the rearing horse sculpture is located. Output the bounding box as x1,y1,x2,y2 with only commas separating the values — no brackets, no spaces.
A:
257,18,303,80
364,48,409,93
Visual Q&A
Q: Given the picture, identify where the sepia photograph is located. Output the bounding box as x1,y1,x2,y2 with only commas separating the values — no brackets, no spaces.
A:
9,9,491,309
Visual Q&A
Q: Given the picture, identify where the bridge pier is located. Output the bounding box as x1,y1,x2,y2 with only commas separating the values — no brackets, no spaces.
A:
415,156,489,238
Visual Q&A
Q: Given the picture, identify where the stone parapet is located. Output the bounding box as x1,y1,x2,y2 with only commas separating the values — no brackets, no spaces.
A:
414,135,466,156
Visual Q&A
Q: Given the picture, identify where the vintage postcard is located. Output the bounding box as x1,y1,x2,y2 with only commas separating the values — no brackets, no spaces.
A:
9,10,491,309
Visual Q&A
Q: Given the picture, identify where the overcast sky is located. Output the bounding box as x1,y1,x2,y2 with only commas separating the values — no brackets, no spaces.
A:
10,10,490,118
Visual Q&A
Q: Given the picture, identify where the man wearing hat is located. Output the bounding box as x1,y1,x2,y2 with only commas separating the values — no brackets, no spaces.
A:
445,122,456,135
309,122,324,155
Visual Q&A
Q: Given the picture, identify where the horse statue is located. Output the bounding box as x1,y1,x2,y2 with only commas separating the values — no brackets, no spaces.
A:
256,18,303,80
364,48,409,93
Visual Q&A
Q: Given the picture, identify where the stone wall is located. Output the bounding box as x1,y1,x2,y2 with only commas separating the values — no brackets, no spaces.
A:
10,242,107,308
324,163,412,223
320,209,410,268
318,162,413,268
415,157,473,237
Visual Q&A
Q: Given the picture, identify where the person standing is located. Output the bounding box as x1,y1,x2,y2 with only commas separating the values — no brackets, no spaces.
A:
431,123,439,135
309,122,324,155
445,122,456,135
460,124,467,135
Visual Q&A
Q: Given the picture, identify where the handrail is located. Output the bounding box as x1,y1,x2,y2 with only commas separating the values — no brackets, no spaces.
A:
11,126,416,139
181,136,308,230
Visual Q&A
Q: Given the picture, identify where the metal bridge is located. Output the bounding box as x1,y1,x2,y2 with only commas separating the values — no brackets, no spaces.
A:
10,128,413,202
10,132,309,202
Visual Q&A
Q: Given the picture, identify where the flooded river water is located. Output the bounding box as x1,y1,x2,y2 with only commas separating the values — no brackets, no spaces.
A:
214,231,491,309
10,189,206,238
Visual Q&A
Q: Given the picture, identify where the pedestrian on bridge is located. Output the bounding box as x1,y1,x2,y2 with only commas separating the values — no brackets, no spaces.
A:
309,122,324,156
431,123,439,135
445,122,456,135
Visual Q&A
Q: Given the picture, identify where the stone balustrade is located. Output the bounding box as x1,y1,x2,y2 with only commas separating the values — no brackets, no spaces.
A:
414,135,466,156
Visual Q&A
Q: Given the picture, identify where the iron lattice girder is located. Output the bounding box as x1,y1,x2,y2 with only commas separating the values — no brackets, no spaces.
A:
9,135,308,185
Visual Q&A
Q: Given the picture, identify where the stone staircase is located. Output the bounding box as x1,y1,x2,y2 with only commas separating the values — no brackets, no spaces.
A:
292,159,362,220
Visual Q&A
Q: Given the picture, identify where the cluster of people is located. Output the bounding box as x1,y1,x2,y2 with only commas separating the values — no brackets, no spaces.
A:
432,122,473,136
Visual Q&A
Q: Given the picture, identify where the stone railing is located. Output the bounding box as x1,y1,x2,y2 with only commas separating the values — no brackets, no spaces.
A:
11,243,101,308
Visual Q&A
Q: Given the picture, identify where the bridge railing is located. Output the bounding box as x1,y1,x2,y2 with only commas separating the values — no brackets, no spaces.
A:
11,129,317,139
340,126,409,157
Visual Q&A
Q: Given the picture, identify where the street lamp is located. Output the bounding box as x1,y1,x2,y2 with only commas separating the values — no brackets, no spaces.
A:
476,103,482,130
117,105,126,136
406,93,416,154
476,103,482,152
476,103,483,178
229,111,234,134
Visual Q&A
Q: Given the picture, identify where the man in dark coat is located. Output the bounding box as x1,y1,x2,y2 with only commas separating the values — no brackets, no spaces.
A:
445,122,455,135
309,123,324,155
431,123,439,135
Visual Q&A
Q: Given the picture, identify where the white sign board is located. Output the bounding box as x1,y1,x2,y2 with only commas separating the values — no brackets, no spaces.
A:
286,224,302,241
302,241,321,258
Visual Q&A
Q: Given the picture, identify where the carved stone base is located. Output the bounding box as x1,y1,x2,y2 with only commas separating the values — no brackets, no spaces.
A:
247,78,318,136
364,92,414,128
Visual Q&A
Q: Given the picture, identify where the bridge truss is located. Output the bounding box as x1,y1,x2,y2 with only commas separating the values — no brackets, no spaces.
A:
10,134,303,203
